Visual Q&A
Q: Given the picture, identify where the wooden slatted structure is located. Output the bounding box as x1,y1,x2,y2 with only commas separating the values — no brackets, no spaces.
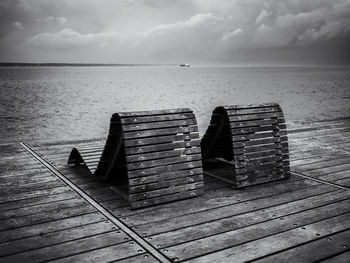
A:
201,103,290,188
68,108,204,209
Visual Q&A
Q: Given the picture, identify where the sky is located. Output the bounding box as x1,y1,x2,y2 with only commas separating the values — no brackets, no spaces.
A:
0,0,350,65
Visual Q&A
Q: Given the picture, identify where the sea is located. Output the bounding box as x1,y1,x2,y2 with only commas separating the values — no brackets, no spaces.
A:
0,66,350,144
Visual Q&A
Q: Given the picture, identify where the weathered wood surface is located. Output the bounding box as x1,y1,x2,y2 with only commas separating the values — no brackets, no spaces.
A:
0,144,160,263
1,117,350,262
288,118,350,188
201,103,290,188
68,108,204,209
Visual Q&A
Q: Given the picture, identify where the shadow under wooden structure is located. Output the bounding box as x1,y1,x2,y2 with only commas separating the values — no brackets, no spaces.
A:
68,108,204,209
1,117,350,262
201,103,290,188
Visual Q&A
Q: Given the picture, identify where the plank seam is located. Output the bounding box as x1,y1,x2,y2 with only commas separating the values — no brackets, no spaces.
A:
19,142,170,263
290,171,350,191
246,228,350,263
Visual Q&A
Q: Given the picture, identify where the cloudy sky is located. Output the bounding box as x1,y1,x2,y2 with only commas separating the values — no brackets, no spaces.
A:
1,0,350,65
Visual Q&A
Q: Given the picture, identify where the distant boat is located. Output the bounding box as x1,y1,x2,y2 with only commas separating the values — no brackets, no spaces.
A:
180,64,190,67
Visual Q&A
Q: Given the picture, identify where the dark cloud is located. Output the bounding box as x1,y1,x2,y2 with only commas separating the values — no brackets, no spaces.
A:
1,0,350,64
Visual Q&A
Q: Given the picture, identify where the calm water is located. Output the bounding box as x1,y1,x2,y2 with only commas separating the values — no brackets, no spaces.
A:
1,66,350,143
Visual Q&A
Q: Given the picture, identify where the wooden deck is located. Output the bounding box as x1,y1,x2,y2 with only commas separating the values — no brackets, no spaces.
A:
1,118,350,262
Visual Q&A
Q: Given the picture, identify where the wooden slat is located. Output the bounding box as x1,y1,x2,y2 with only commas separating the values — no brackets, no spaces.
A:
120,112,195,124
122,118,197,132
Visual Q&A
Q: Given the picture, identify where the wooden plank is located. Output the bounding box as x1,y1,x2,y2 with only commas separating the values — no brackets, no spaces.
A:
128,168,204,188
232,131,287,142
224,103,279,110
187,212,350,263
112,254,159,263
161,199,350,261
131,188,203,210
47,242,147,263
0,212,106,243
127,160,202,178
125,141,199,155
120,112,195,124
225,106,282,115
123,125,198,140
0,221,119,257
228,111,284,121
0,179,63,196
253,229,350,263
112,176,309,219
0,203,96,231
0,191,78,212
230,124,287,135
148,189,349,248
0,186,71,203
129,182,203,202
0,231,132,263
127,153,202,170
125,133,199,148
118,108,191,117
318,251,350,263
0,197,84,220
127,183,334,234
126,147,201,163
129,174,203,193
122,118,197,132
